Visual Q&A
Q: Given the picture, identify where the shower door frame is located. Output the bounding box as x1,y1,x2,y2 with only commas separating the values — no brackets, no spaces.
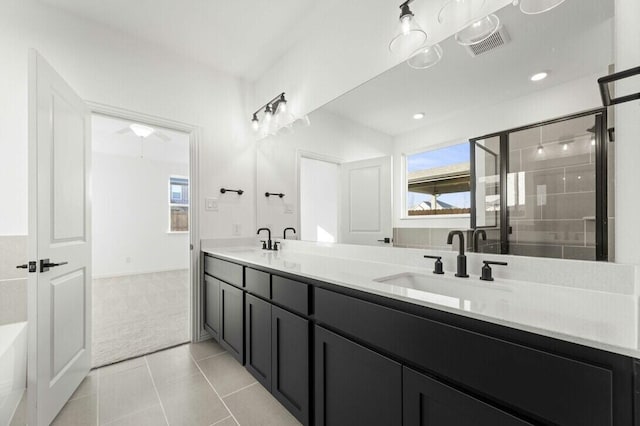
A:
470,108,609,261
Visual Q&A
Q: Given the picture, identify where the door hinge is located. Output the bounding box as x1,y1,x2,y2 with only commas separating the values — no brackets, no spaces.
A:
16,261,37,273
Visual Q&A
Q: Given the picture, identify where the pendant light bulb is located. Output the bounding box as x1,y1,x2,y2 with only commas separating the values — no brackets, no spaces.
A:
537,145,544,155
264,104,273,123
251,114,259,131
389,1,427,59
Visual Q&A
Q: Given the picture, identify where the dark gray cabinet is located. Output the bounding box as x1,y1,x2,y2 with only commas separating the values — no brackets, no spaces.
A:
403,367,532,426
245,294,271,391
203,275,220,341
314,326,402,426
271,305,309,425
220,281,244,363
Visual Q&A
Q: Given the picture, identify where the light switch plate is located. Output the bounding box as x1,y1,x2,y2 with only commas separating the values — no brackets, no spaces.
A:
205,197,218,211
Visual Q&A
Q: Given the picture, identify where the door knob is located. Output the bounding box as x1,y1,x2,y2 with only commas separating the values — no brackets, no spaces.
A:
40,259,68,273
16,261,37,273
377,238,391,244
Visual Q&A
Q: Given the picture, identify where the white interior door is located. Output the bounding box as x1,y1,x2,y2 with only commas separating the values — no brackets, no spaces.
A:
339,156,392,245
27,50,92,426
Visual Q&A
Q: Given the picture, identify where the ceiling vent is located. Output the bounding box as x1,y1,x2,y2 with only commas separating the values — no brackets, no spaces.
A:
465,25,510,57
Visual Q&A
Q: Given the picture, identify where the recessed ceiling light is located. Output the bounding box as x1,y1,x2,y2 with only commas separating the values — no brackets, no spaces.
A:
530,72,548,82
413,112,425,120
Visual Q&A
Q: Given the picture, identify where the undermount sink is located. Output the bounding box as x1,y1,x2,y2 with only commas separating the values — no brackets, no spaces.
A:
374,272,453,290
374,272,510,298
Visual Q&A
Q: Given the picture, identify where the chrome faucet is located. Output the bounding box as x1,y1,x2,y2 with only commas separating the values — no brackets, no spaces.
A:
447,230,469,278
283,227,296,240
257,228,273,250
472,229,487,252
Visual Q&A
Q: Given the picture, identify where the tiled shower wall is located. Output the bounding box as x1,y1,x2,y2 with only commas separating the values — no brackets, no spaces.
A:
0,236,28,326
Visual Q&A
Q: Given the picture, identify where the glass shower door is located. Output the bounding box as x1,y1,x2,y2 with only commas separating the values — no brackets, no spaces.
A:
506,113,604,260
471,136,502,253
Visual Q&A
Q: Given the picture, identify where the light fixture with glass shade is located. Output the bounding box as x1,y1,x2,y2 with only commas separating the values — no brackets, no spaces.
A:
129,123,155,138
389,0,428,59
519,0,567,15
455,14,500,46
251,92,298,137
407,43,444,69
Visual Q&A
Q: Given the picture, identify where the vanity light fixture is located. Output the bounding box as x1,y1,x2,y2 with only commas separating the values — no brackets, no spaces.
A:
389,0,428,58
519,0,567,15
455,14,500,46
413,112,426,120
407,43,444,69
530,71,548,82
251,92,294,135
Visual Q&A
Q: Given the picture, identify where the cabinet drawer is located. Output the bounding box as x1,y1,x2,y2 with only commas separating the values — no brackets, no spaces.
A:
403,367,532,426
205,256,243,288
245,268,270,299
315,288,613,426
272,276,309,316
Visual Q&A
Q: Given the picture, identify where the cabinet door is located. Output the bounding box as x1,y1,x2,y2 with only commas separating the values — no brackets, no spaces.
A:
315,326,402,426
271,305,309,425
403,367,533,426
204,275,220,341
245,294,271,391
220,281,244,363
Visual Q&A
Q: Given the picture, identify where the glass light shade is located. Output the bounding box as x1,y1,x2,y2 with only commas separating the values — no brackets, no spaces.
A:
438,0,486,28
455,14,499,46
407,44,443,69
389,14,427,58
130,123,154,138
251,119,259,131
519,0,567,15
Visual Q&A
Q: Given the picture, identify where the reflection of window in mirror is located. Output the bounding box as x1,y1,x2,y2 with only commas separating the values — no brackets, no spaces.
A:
405,143,471,217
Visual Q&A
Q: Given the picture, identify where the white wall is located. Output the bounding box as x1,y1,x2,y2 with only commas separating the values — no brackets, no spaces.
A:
0,0,254,239
256,108,393,234
392,71,607,229
92,152,189,278
614,0,640,265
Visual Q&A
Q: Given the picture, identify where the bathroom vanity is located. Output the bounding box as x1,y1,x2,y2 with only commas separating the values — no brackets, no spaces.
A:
201,243,639,426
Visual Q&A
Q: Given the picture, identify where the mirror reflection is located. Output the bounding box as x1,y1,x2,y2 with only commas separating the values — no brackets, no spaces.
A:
257,0,614,261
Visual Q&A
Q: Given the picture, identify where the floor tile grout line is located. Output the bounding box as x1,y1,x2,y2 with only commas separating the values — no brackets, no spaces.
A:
209,415,234,426
144,356,171,426
189,352,241,426
220,381,258,399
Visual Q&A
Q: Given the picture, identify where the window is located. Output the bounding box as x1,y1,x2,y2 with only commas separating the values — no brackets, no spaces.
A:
405,142,471,217
169,176,189,232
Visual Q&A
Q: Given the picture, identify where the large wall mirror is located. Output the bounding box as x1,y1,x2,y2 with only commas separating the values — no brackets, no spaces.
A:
256,0,615,261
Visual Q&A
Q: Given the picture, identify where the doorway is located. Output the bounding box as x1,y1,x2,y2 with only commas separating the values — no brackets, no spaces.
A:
299,156,339,242
91,113,192,367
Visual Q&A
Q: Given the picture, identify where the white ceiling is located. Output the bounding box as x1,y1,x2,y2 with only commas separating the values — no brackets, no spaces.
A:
323,0,614,137
92,114,190,164
38,0,325,81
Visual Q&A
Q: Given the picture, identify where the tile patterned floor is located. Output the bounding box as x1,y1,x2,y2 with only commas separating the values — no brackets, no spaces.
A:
92,270,190,367
10,340,301,426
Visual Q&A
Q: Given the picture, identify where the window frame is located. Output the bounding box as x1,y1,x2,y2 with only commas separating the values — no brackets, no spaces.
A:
168,175,189,233
401,141,472,220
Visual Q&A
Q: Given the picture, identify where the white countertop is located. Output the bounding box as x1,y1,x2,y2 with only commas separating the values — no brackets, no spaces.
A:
202,242,640,358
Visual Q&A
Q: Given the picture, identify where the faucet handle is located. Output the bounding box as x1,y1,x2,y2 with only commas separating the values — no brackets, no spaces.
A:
423,255,444,275
480,260,508,281
260,240,267,250
273,241,280,251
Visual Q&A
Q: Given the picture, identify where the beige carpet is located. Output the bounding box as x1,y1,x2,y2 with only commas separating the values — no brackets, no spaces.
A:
92,269,190,367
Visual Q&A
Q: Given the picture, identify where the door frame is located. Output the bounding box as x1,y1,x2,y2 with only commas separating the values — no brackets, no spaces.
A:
86,101,204,341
